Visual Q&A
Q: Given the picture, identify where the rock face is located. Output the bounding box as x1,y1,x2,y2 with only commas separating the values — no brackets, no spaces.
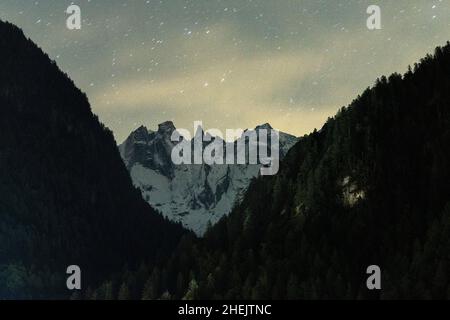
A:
119,123,298,235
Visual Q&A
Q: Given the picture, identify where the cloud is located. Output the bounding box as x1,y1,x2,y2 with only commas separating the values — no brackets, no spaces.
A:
4,0,450,141
92,49,325,134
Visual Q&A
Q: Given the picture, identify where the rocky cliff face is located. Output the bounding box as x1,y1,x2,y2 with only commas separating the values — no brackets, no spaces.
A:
119,122,298,235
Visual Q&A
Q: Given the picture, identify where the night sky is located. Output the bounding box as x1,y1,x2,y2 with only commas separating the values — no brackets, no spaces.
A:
1,0,449,142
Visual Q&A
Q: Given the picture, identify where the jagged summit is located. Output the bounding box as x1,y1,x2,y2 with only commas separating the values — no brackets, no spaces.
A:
158,121,176,134
136,125,149,132
119,121,298,235
128,125,151,142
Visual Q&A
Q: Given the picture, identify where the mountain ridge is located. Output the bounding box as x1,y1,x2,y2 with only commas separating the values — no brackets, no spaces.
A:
0,20,186,298
119,122,298,234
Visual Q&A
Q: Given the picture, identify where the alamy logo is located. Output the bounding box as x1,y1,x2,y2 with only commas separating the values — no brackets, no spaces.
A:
66,5,81,30
366,5,381,30
66,265,81,290
366,265,381,290
171,121,280,176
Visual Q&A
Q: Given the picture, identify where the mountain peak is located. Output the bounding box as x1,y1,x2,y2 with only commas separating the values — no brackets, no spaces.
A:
158,121,176,134
120,119,299,234
255,123,273,130
127,125,150,143
134,125,149,134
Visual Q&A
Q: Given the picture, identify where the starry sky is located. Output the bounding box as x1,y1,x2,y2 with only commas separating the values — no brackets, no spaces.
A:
1,0,450,142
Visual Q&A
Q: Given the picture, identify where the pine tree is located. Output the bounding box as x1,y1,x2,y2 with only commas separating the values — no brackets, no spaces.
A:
183,279,199,300
118,283,130,300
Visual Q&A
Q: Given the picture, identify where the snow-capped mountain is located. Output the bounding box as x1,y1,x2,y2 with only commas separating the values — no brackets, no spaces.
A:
119,121,298,235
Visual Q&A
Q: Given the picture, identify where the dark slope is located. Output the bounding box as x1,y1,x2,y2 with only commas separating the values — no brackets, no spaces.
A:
0,21,186,298
151,44,450,299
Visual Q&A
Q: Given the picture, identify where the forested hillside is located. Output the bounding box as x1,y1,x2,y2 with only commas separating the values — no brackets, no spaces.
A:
96,43,450,300
0,21,186,299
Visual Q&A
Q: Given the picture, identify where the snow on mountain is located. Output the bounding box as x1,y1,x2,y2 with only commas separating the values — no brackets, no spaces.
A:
119,122,298,235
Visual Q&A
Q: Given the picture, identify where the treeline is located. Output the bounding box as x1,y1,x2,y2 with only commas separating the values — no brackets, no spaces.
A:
89,43,450,300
